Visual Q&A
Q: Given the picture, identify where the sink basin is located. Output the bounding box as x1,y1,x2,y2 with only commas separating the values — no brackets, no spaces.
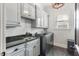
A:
24,37,37,41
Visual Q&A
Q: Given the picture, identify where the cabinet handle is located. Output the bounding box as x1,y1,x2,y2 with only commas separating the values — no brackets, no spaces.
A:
14,48,18,52
18,22,20,24
33,46,36,56
34,46,36,48
1,52,5,56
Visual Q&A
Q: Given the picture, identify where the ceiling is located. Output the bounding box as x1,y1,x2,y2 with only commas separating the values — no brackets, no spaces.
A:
39,3,53,14
41,3,74,14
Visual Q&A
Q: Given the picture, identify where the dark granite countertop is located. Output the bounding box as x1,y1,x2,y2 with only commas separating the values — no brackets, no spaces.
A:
6,35,40,48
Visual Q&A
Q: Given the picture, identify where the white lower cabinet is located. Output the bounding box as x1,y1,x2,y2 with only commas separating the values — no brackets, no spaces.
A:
13,49,25,56
26,46,33,56
26,38,40,56
6,43,25,56
6,38,40,56
6,48,25,56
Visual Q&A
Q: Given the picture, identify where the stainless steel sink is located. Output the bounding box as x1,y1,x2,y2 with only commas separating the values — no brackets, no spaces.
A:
23,37,37,41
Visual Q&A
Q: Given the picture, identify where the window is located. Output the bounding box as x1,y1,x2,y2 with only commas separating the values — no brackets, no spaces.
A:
56,14,69,29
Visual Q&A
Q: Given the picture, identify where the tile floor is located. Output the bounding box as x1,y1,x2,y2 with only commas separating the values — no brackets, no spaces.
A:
46,45,73,56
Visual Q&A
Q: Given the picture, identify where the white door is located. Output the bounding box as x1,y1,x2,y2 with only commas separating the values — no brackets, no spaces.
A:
0,3,6,56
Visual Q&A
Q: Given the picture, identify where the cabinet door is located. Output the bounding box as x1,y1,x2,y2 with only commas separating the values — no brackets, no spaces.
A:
36,6,42,27
4,3,20,26
36,17,41,27
21,3,35,20
35,5,49,28
43,14,49,28
21,3,31,18
26,45,34,56
33,45,37,56
35,45,40,56
26,41,34,56
33,38,40,56
35,38,40,56
29,4,35,20
32,5,44,28
26,39,40,56
41,10,49,28
41,11,45,28
6,48,25,56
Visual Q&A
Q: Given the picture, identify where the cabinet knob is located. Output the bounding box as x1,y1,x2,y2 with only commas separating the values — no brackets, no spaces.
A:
28,15,31,16
34,46,36,48
1,52,5,56
18,22,20,24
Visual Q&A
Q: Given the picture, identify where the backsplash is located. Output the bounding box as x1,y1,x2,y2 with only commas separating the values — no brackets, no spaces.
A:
5,18,44,37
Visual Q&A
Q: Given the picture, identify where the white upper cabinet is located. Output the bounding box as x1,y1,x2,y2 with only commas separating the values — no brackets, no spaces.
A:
21,3,35,20
4,3,21,27
32,5,48,28
30,4,36,20
43,12,49,28
36,6,43,27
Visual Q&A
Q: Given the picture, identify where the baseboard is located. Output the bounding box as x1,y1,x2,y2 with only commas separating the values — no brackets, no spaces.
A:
53,45,67,50
54,42,67,49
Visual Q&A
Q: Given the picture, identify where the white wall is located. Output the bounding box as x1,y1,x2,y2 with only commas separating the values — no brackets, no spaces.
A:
5,3,75,48
5,3,44,37
47,3,75,48
6,18,44,37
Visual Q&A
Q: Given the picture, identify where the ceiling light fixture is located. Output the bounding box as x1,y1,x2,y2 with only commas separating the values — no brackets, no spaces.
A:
50,3,64,9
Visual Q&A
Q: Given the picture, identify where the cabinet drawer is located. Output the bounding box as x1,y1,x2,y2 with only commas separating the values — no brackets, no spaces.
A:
6,43,25,54
6,48,25,56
